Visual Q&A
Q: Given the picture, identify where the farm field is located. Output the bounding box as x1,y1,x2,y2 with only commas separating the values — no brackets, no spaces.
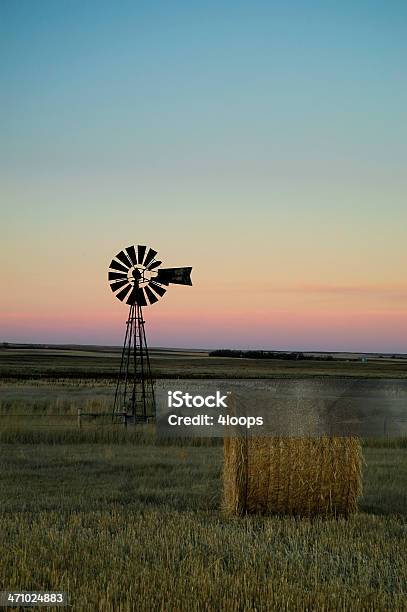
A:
2,345,407,379
0,346,406,610
0,442,406,610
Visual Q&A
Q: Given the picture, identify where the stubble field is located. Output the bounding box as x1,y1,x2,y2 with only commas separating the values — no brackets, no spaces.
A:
0,346,406,610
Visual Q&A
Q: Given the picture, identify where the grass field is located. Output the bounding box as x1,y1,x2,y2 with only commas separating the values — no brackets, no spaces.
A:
0,346,406,610
0,443,406,611
2,345,407,379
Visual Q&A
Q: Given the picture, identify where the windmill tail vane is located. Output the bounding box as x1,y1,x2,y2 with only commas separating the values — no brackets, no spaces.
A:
108,245,192,424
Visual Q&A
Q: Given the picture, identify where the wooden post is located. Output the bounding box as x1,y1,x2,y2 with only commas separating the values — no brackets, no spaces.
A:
77,408,82,429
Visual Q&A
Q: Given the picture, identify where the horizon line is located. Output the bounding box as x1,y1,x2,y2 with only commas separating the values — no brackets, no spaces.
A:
1,341,406,358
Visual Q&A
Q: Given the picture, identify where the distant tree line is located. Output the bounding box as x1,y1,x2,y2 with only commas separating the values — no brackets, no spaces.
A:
208,349,334,361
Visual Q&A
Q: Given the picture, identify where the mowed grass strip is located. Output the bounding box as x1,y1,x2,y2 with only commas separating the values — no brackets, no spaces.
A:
0,444,406,611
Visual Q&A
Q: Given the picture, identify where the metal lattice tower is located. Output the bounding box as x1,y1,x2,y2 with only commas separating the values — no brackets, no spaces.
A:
108,244,192,424
113,303,155,423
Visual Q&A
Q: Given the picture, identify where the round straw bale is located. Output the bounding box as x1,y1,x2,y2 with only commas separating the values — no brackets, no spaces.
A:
223,436,362,517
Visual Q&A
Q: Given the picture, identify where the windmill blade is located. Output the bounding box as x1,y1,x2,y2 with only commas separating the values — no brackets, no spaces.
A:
109,279,130,292
144,248,157,267
109,259,129,274
108,271,128,281
136,287,148,306
125,286,137,305
126,245,138,266
146,259,162,271
155,267,192,286
149,281,167,297
144,285,159,304
137,245,146,265
115,250,131,269
116,284,132,302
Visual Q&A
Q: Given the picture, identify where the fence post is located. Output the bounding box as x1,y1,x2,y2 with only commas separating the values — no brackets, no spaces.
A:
77,409,82,430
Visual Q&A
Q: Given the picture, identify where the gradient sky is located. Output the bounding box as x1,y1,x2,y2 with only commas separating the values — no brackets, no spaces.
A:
1,1,406,351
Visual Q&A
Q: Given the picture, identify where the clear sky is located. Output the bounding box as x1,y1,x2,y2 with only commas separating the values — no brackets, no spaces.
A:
1,1,406,351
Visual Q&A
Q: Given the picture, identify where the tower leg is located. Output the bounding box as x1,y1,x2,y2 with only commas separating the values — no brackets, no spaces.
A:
112,304,156,424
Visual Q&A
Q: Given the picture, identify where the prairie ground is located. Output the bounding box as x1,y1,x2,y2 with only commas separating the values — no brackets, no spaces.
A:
0,347,406,610
1,344,407,379
0,442,406,611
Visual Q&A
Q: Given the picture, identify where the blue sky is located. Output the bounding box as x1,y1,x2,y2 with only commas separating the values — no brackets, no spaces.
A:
2,0,406,176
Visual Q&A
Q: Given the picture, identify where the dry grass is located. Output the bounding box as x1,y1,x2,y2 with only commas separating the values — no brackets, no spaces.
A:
0,443,406,611
0,374,406,609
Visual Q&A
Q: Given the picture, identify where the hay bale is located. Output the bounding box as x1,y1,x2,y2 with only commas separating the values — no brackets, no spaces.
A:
223,436,362,517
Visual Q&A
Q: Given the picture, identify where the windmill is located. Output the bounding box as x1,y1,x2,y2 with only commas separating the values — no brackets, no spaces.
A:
108,245,192,424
